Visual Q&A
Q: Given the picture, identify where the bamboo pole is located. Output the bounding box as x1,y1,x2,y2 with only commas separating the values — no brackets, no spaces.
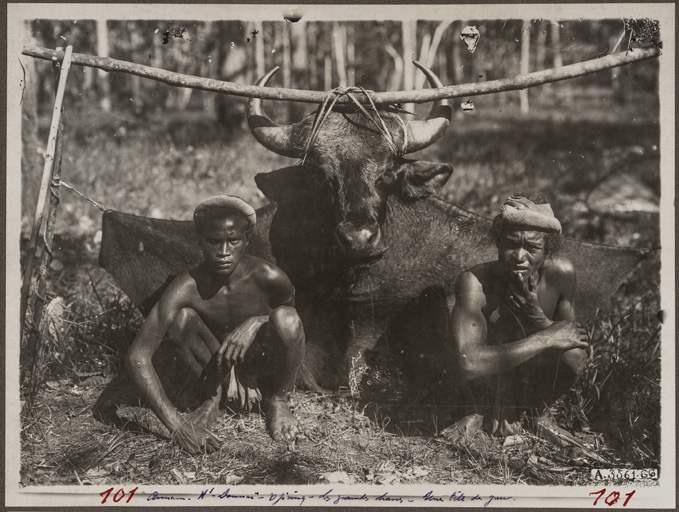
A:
19,46,72,341
25,54,67,407
21,44,660,106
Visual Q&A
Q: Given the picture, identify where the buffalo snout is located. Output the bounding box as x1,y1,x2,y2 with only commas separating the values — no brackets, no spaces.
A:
335,220,383,260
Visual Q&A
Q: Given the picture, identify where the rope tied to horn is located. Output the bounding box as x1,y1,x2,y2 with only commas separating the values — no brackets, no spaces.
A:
300,86,404,165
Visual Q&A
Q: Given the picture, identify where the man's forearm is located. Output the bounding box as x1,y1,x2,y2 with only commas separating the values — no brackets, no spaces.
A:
128,354,181,431
461,331,554,380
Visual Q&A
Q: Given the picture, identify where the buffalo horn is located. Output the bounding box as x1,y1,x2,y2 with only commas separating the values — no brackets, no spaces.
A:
403,62,453,154
247,68,304,159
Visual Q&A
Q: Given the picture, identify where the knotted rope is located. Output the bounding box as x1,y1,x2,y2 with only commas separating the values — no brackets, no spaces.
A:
301,87,404,165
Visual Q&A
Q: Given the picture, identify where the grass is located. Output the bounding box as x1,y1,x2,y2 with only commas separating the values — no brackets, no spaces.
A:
19,97,662,486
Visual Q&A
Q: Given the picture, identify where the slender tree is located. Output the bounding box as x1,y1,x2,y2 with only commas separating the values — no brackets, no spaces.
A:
384,42,404,91
332,22,347,87
520,19,531,113
254,20,265,79
415,20,453,89
451,20,465,84
96,20,111,111
346,23,355,87
308,22,319,89
402,19,417,113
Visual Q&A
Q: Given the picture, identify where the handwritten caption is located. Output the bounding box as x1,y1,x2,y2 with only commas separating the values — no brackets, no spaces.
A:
131,488,514,506
97,486,636,507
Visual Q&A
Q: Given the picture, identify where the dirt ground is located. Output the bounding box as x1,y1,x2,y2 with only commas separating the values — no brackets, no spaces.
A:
22,371,628,488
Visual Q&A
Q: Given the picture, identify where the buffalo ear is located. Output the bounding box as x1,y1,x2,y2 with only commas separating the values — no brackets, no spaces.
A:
388,160,454,200
255,165,314,202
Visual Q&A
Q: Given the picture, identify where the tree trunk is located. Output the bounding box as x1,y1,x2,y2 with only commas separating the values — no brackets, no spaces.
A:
332,22,347,87
309,23,319,89
324,53,332,90
346,24,355,87
536,20,547,70
384,43,403,92
96,20,111,111
291,19,307,87
520,19,531,114
254,20,265,79
552,21,563,68
290,20,308,118
437,44,448,86
402,20,417,113
282,23,292,89
551,21,571,106
415,21,453,89
451,20,464,84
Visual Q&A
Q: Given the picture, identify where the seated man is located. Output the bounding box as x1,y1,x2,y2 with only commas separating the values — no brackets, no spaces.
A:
127,196,305,454
444,195,589,445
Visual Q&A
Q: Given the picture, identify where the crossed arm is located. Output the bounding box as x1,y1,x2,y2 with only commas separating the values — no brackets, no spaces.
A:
450,265,587,381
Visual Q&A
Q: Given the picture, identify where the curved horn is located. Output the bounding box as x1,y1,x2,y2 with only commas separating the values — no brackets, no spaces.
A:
403,61,453,154
247,67,304,159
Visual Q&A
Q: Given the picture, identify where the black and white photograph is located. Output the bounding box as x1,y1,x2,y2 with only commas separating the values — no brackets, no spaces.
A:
6,3,675,508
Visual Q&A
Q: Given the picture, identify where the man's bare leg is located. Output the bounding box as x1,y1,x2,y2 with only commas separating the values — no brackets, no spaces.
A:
517,347,588,445
167,307,221,412
261,306,305,441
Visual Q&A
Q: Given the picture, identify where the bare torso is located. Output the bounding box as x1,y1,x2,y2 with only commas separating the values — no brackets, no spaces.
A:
469,258,566,344
172,255,277,336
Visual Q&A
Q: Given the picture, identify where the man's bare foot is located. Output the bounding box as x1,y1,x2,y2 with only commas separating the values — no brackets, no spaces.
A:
263,399,299,441
441,413,484,444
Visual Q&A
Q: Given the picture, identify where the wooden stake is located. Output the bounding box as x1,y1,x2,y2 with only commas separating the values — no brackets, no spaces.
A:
19,46,72,344
24,53,68,407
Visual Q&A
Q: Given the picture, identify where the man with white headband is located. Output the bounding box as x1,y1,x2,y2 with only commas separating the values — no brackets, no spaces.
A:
127,196,305,454
443,194,589,445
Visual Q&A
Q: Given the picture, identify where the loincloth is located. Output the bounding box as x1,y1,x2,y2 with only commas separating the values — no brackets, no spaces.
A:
199,329,271,413
222,365,262,413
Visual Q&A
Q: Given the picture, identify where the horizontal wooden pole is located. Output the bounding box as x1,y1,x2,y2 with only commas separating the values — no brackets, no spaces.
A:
22,45,660,105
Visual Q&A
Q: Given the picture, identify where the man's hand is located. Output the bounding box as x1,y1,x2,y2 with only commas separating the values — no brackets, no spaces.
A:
217,316,268,366
506,273,552,329
171,419,223,455
542,320,589,351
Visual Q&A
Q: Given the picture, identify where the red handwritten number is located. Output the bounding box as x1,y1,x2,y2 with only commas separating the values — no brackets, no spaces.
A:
605,492,620,506
113,489,125,502
100,487,114,504
590,489,607,506
99,487,138,504
126,487,138,503
623,490,636,507
590,489,635,507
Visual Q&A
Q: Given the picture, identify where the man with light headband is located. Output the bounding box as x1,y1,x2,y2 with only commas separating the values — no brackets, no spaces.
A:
444,194,589,445
127,196,305,454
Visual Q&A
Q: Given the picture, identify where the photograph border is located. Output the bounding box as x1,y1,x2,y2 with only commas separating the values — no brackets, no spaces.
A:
5,2,676,508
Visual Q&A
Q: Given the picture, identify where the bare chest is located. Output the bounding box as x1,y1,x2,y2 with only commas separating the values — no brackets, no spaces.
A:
484,281,561,340
185,282,272,334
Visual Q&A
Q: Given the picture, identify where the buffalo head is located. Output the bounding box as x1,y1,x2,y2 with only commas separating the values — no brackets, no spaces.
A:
247,64,453,263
